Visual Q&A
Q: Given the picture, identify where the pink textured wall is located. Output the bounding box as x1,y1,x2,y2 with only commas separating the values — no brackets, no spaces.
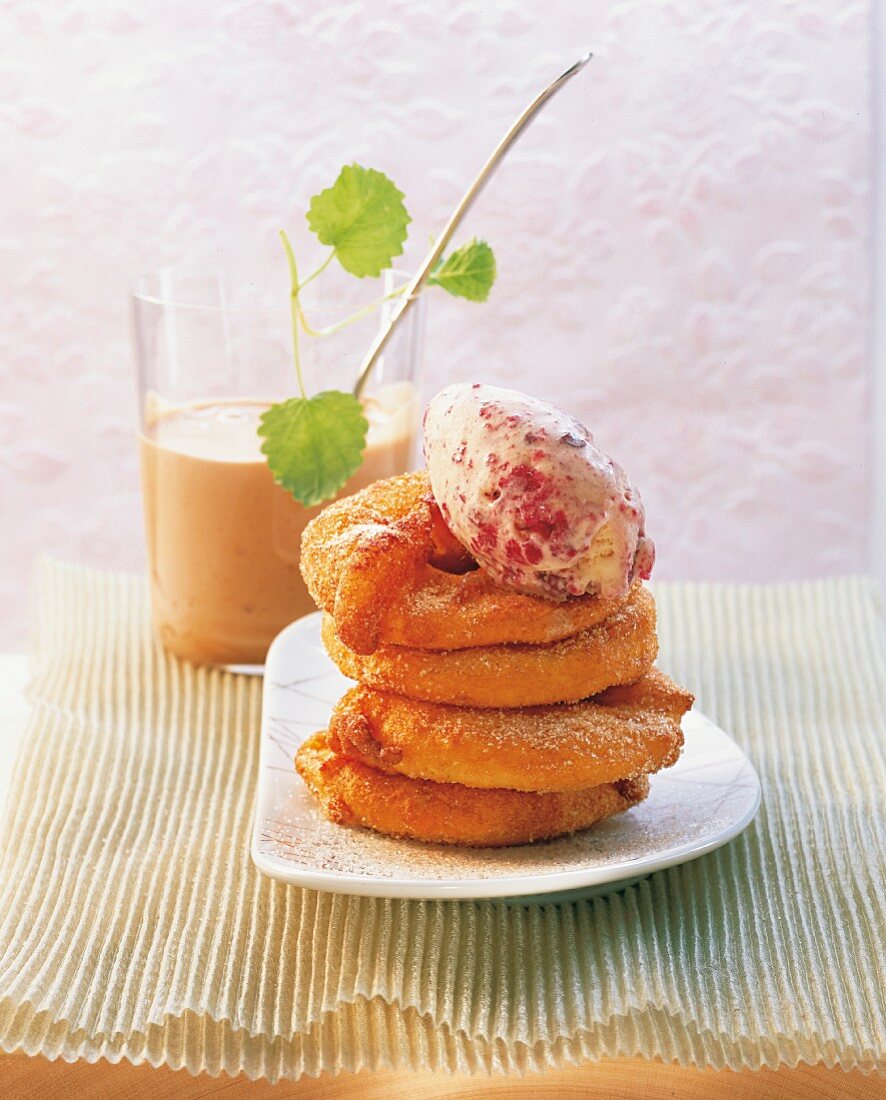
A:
0,0,870,646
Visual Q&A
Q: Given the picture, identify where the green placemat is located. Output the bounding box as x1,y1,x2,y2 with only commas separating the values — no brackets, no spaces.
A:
0,560,883,1080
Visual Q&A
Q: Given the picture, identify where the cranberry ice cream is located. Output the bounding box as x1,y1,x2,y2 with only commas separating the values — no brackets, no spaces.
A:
423,383,654,601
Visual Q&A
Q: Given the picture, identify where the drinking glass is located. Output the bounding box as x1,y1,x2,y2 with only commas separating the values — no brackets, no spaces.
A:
132,262,423,666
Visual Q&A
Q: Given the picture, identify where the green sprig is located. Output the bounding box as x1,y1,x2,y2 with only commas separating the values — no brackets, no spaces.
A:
259,163,498,506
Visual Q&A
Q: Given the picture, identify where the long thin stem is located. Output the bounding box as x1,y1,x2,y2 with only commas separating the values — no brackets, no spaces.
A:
310,282,410,338
294,251,337,336
298,250,334,294
277,234,409,355
279,229,306,398
296,302,323,338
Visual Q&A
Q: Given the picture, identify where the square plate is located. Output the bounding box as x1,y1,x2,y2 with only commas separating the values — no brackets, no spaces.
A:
251,614,761,901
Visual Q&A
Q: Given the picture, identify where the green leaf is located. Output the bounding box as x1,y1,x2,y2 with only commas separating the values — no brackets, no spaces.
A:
258,391,368,507
306,164,411,278
428,239,496,301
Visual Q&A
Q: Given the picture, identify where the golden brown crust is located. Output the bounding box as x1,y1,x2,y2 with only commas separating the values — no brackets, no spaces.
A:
300,470,633,654
384,568,633,651
300,472,433,654
328,668,692,792
321,584,659,707
593,670,695,718
295,730,650,847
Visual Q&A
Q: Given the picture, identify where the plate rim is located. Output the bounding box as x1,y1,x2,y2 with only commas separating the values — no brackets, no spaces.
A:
251,615,762,901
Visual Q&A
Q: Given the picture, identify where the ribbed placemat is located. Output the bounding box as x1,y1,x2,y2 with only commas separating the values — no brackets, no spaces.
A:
0,560,883,1080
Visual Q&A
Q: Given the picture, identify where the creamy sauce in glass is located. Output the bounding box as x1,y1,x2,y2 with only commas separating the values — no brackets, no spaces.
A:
140,382,416,665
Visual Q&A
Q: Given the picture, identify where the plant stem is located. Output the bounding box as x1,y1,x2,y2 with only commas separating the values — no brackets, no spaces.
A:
296,302,323,338
298,250,334,294
311,283,410,338
294,252,336,337
279,229,306,398
279,233,410,363
295,251,336,337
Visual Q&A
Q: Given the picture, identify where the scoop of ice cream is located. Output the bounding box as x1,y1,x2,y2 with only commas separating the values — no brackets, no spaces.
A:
423,383,654,601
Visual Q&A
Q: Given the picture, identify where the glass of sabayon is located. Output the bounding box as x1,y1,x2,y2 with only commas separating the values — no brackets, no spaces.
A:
132,262,423,667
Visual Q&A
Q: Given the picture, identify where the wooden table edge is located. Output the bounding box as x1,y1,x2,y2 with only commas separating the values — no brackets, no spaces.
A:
2,1050,884,1099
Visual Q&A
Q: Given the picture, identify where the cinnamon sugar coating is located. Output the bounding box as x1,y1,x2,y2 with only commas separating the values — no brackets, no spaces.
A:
328,668,693,793
296,730,650,848
300,471,634,654
297,472,693,848
321,584,659,708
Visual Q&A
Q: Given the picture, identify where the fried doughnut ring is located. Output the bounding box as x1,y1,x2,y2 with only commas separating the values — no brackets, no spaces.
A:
300,470,632,655
328,668,692,792
296,730,650,847
321,584,658,707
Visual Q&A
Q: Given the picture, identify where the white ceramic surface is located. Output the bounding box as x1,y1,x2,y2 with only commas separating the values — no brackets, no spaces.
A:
251,614,761,901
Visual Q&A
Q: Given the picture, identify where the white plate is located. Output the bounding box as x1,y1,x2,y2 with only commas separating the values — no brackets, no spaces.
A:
251,614,761,902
